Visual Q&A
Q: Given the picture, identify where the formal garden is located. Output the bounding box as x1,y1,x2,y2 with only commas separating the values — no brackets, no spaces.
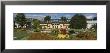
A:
14,13,97,40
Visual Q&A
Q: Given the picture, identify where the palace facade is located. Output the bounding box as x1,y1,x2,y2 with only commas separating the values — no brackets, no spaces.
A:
40,19,97,30
14,18,97,30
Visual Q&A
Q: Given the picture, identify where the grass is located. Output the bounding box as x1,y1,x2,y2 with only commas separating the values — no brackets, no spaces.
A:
14,29,30,40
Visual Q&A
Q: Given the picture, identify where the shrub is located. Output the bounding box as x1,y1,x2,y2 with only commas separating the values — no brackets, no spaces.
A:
68,29,75,35
60,28,67,35
51,29,59,36
75,32,96,40
21,29,27,31
34,28,41,32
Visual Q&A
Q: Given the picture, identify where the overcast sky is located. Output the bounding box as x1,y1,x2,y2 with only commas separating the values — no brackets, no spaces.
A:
14,13,97,21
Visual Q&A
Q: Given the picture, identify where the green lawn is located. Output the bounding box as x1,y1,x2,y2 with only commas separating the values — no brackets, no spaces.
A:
14,29,30,40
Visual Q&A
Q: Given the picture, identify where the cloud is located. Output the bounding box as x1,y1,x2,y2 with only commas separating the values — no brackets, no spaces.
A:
47,13,58,16
64,14,73,19
83,14,96,19
25,14,46,21
85,15,94,19
64,14,71,17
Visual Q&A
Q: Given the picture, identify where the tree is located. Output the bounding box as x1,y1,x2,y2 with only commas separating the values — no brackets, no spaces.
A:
93,17,97,20
26,18,33,29
69,14,87,29
44,16,51,22
91,24,97,32
15,13,27,28
60,16,67,22
14,21,15,28
32,19,41,32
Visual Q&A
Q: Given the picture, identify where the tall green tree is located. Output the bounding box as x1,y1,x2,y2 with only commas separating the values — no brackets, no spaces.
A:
93,17,97,20
91,24,97,31
44,16,51,22
32,19,41,32
14,21,16,28
60,16,67,22
69,14,87,29
15,13,27,28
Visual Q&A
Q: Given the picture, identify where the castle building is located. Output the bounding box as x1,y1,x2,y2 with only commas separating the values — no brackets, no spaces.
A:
40,19,97,30
14,18,97,30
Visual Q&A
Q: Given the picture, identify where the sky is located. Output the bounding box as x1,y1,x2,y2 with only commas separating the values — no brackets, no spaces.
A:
14,13,97,21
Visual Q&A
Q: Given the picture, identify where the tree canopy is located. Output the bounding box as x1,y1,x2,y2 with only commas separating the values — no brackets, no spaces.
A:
60,16,67,22
69,14,87,29
32,19,41,29
15,13,27,28
93,17,97,20
44,16,51,22
32,19,41,32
